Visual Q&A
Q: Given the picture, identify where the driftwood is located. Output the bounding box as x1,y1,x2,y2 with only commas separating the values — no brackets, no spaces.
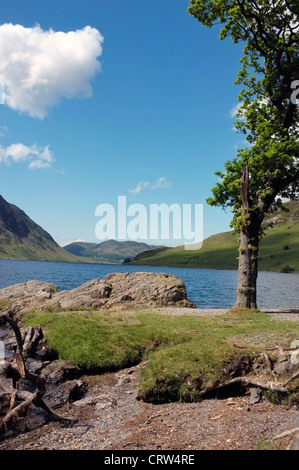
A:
273,428,299,440
0,312,76,435
200,351,299,397
200,373,298,397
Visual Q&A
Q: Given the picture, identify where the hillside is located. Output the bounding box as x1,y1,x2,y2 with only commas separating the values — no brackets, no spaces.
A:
64,239,162,264
126,200,299,273
0,195,88,262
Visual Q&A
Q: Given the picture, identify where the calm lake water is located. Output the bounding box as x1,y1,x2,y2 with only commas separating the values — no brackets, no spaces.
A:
0,259,298,309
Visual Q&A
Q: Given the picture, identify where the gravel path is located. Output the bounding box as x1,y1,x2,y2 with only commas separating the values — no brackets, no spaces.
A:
153,307,299,322
0,364,298,451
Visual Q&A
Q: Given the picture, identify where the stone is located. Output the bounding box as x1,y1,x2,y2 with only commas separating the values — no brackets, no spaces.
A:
0,272,196,312
290,433,299,450
249,387,262,404
0,280,57,309
101,272,195,309
44,379,84,409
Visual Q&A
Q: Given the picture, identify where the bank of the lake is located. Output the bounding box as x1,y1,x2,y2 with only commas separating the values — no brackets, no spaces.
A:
0,259,298,309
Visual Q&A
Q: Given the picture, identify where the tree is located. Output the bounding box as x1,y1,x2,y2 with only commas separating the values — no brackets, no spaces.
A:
188,0,299,308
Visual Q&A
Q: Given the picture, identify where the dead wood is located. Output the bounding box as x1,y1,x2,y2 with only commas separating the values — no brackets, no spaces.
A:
0,312,76,435
272,428,299,440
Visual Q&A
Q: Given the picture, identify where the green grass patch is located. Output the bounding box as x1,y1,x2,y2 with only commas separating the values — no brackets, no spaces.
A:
24,308,299,402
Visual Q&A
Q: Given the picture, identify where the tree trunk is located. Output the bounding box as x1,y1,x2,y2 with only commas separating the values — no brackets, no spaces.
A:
235,164,260,309
235,226,259,309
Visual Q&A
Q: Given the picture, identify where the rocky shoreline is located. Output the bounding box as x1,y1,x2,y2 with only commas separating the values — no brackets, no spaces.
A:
0,273,298,450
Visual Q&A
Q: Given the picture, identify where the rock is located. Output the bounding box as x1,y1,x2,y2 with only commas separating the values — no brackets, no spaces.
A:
43,278,112,310
290,432,299,450
249,387,262,404
0,280,57,312
290,339,299,349
41,360,82,384
44,379,84,409
101,272,195,309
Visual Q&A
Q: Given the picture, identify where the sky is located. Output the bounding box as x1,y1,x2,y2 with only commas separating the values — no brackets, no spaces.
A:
0,0,247,247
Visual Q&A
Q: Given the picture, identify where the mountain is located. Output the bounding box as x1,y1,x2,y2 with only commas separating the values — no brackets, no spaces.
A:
64,239,163,264
0,195,87,262
126,200,299,273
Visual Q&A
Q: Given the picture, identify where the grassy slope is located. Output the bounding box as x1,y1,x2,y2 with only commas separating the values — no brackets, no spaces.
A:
0,230,96,263
128,201,299,272
25,308,299,403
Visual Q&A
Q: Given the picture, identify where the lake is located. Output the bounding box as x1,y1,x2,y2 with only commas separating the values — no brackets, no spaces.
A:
0,259,298,309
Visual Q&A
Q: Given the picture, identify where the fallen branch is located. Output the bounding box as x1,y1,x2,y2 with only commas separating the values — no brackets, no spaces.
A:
273,428,299,440
282,369,299,387
0,312,76,435
200,374,290,397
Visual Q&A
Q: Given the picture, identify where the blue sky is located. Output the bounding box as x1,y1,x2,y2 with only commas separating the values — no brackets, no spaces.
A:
0,0,246,247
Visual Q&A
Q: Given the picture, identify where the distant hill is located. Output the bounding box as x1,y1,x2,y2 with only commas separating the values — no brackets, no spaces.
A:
0,195,88,262
126,200,299,273
64,239,163,264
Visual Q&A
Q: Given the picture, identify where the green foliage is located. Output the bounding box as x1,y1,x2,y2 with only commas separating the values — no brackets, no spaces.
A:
280,265,295,273
188,1,299,233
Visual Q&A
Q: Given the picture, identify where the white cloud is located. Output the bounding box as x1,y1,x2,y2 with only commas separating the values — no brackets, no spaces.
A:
150,176,172,190
230,102,244,119
0,143,55,169
0,23,104,118
129,177,172,195
128,181,150,195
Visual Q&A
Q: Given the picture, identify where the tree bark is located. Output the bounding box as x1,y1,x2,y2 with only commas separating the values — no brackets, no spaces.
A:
235,226,259,309
235,164,260,309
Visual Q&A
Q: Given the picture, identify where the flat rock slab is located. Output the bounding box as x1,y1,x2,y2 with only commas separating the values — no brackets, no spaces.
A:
0,272,195,312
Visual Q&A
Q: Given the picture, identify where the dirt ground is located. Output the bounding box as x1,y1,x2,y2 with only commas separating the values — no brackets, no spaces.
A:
0,309,298,451
0,363,298,451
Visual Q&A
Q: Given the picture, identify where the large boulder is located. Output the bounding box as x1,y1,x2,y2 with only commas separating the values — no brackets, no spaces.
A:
0,272,195,312
102,272,195,308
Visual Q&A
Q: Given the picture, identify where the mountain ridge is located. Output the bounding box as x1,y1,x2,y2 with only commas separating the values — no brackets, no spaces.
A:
0,195,90,262
0,195,163,264
64,239,163,264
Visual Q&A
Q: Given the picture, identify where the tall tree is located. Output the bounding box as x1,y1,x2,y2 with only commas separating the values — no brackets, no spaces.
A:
188,0,299,308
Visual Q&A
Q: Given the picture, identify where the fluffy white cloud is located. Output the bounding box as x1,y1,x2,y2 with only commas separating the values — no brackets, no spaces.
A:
0,23,104,118
0,143,55,169
129,177,172,195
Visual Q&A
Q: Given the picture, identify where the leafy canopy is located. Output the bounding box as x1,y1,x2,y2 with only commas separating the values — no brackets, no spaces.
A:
188,0,299,231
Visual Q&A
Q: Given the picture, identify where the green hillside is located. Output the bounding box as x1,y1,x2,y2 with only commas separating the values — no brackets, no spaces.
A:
126,201,299,273
0,195,92,263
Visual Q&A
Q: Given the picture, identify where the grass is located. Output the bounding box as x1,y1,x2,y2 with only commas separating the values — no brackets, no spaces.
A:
24,308,299,403
128,200,299,272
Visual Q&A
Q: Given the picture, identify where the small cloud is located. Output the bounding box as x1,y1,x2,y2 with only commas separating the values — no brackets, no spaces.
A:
128,181,150,195
150,176,172,190
128,177,172,195
0,142,55,169
0,126,8,138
